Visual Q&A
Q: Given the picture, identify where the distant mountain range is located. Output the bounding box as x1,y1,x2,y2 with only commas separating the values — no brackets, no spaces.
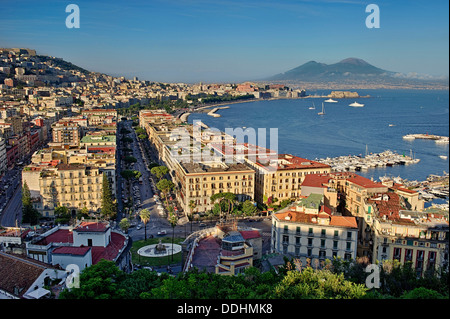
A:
263,58,449,88
266,58,394,82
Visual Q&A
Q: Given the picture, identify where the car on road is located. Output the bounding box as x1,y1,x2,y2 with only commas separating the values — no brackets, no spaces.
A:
157,230,167,235
199,223,207,227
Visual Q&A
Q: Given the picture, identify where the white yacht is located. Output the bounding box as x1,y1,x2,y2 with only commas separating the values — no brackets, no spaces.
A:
349,101,364,107
439,155,448,160
324,98,337,103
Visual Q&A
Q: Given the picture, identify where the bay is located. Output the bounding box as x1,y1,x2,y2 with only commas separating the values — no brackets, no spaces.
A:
188,89,449,183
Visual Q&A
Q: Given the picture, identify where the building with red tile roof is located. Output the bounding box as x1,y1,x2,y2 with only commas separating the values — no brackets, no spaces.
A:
364,193,448,276
271,194,358,264
25,221,131,272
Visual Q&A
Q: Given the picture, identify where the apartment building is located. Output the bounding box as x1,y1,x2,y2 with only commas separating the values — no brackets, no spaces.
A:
364,193,449,276
81,109,118,126
271,193,358,264
30,163,104,217
174,160,255,214
51,120,83,146
245,154,331,205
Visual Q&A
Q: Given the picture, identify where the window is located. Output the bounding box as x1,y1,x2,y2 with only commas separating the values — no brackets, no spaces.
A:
308,238,313,247
346,242,352,251
295,237,301,245
321,229,326,237
320,239,326,248
282,235,289,244
333,240,338,249
334,230,339,237
296,226,301,234
347,231,352,240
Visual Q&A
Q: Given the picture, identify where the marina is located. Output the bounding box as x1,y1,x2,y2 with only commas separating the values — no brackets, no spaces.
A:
380,172,449,207
316,149,420,173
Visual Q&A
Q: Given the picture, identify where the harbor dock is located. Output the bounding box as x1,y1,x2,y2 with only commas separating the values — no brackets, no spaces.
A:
403,134,449,144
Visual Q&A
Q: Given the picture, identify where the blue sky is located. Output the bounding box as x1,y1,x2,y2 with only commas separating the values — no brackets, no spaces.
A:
0,0,448,83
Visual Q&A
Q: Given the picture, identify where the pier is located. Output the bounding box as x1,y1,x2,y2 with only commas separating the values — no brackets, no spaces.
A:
403,134,449,144
207,106,229,117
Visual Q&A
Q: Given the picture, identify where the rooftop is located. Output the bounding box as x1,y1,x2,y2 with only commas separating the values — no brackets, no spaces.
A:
181,161,254,175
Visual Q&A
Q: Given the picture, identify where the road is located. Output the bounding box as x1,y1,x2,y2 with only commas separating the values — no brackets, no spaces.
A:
0,167,22,227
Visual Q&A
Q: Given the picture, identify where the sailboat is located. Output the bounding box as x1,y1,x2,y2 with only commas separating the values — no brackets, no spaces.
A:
309,102,316,110
318,102,325,115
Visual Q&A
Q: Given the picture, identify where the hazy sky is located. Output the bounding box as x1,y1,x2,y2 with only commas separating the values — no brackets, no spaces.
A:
0,0,448,83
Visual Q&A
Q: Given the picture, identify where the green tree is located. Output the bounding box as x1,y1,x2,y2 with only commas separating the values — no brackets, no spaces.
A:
101,173,116,219
242,200,257,217
400,287,446,299
210,192,237,220
156,178,174,207
59,260,126,299
119,218,131,233
139,209,151,241
54,205,71,224
21,181,40,225
151,165,169,180
272,267,367,299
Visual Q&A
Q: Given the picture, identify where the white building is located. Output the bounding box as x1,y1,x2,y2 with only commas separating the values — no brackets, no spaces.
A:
271,194,358,264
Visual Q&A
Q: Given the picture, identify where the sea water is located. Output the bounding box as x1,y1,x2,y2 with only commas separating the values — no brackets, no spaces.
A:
189,89,449,183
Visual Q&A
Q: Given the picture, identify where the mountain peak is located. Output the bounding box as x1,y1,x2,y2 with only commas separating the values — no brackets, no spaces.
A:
338,58,370,66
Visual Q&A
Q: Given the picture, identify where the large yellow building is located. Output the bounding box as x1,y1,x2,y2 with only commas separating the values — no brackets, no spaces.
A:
245,154,331,204
174,160,255,214
38,164,104,216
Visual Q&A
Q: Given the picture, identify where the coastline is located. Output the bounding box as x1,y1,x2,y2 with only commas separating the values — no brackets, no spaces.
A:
180,95,370,122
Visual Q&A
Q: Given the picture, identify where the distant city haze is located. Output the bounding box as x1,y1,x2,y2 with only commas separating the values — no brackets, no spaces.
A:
1,0,448,83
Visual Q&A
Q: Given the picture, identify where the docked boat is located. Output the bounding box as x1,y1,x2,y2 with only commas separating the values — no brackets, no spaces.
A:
324,98,337,103
349,101,364,107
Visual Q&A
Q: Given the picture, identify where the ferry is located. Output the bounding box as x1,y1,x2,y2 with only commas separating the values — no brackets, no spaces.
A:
324,98,337,103
349,102,364,107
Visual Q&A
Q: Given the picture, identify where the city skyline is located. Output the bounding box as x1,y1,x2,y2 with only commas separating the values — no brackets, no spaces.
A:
1,0,449,83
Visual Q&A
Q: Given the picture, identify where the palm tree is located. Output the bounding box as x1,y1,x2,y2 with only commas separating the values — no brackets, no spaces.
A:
188,200,197,233
168,211,178,262
139,208,151,241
